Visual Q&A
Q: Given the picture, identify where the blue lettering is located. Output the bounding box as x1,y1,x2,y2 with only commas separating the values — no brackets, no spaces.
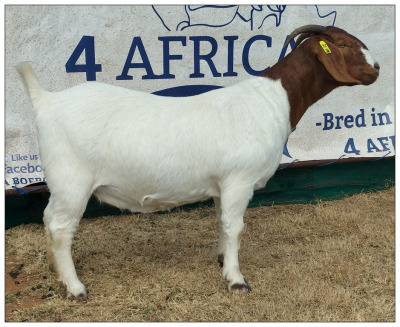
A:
344,138,360,155
320,109,366,130
116,37,159,80
158,36,186,79
322,113,334,130
377,137,390,151
6,163,42,174
371,108,377,126
335,116,344,129
66,36,102,81
242,35,271,76
344,115,354,128
68,34,294,80
223,36,238,77
389,135,395,149
367,138,382,153
355,109,366,127
189,36,221,78
371,108,392,126
377,112,392,125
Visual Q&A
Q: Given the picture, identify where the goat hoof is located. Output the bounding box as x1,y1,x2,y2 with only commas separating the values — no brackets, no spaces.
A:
68,291,88,302
229,282,251,294
60,280,88,301
217,254,224,267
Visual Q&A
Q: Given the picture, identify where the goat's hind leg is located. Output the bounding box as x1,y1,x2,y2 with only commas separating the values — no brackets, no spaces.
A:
43,191,91,300
214,197,226,268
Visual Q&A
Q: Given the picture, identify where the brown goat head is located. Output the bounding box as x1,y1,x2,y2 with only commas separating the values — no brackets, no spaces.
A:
296,26,380,86
263,25,380,128
312,26,379,85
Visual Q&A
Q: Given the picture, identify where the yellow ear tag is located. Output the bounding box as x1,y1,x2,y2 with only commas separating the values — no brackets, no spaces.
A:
319,41,331,54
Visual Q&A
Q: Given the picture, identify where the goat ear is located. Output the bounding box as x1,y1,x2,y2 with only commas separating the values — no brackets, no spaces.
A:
311,39,362,85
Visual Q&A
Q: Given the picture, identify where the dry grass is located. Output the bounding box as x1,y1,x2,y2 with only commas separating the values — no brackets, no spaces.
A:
5,187,395,322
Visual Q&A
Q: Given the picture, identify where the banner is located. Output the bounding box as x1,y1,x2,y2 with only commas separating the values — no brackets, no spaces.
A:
5,5,395,190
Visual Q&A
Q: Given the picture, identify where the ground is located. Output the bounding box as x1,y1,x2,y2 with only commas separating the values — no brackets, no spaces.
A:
5,187,395,322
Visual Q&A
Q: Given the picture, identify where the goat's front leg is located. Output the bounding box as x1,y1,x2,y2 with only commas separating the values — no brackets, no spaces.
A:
216,184,253,293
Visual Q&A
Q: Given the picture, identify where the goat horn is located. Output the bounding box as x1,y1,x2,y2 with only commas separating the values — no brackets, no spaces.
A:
283,24,328,49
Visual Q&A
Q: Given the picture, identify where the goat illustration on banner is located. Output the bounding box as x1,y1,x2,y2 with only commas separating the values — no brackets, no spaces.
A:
152,5,336,31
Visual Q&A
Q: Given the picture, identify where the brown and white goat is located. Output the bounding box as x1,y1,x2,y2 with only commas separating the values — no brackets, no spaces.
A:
17,25,379,299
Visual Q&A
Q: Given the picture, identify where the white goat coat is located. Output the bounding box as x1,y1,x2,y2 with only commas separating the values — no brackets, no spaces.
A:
34,77,291,213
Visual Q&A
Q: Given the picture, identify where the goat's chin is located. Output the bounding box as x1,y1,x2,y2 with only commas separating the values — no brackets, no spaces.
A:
361,73,379,85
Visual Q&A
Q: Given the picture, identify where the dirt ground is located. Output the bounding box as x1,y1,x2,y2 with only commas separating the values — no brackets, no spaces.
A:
4,187,395,322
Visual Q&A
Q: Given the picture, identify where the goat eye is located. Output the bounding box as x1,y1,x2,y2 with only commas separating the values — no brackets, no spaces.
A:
338,44,349,48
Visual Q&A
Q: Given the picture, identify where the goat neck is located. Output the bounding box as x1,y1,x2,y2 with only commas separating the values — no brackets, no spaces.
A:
261,43,340,129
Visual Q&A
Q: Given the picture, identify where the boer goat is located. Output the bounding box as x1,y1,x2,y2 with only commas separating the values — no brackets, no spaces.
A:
17,25,379,299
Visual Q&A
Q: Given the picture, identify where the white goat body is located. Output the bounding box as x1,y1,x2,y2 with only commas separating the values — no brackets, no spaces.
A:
18,64,290,297
32,75,291,212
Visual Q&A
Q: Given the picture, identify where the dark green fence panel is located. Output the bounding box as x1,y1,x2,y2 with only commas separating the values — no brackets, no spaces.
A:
5,158,395,229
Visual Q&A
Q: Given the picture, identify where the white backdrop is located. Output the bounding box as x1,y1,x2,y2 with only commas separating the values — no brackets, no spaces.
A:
5,5,395,190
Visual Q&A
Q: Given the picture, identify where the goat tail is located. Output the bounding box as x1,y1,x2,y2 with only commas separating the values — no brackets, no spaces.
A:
16,62,49,112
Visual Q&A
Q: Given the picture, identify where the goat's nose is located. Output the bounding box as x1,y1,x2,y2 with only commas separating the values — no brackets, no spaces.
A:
374,62,380,70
